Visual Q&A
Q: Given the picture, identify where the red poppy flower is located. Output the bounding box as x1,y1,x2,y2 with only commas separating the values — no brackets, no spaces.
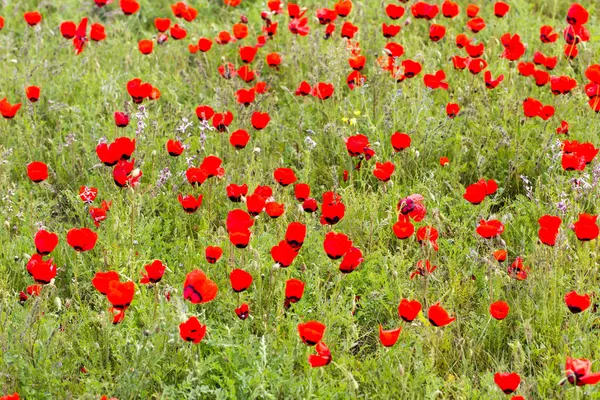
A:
26,254,57,284
154,18,171,32
184,270,218,304
24,85,40,102
446,103,460,118
60,21,76,39
172,1,198,21
324,232,351,260
282,222,306,250
573,214,599,241
288,17,310,36
564,291,591,314
27,284,42,296
340,21,358,39
485,71,504,89
379,325,401,347
373,161,395,182
92,271,120,295
265,202,285,218
565,357,600,386
494,2,510,17
466,17,485,33
556,120,569,135
382,23,401,38
400,59,422,79
398,299,422,322
440,157,449,166
507,257,529,280
138,39,153,55
320,192,346,225
230,230,251,249
126,78,152,103
442,1,459,18
411,2,439,20
550,75,577,95
429,24,446,41
345,135,370,158
298,321,326,345
107,280,134,310
238,46,257,64
212,111,234,132
235,303,249,320
227,209,254,233
533,70,551,87
233,23,248,40
564,44,579,59
334,0,352,17
540,25,559,43
416,226,439,250
178,194,202,213
66,228,97,252
339,247,363,273
120,0,140,15
294,183,310,202
295,81,312,96
308,341,332,367
272,168,296,187
194,105,214,122
385,4,405,20
517,62,535,77
140,260,166,284
455,33,471,48
112,111,129,128
249,111,269,130
265,53,281,68
428,303,455,327
494,372,520,394
476,219,504,239
538,215,561,246
0,17,3,31
585,64,600,84
201,246,223,265
423,70,448,90
179,316,206,343
90,23,106,41
164,139,183,156
26,161,48,183
198,37,213,52
466,4,479,18
113,159,141,188
24,11,42,26
489,301,509,320
410,259,437,279
303,198,318,213
35,229,59,255
566,3,589,26
285,278,305,307
230,269,252,292
225,184,247,203
390,132,411,152
0,98,22,119
271,241,299,268
463,179,496,204
393,215,415,239
170,24,187,40
312,83,334,100
397,194,427,222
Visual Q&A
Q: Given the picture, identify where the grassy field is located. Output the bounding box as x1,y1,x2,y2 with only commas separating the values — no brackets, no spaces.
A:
1,0,600,398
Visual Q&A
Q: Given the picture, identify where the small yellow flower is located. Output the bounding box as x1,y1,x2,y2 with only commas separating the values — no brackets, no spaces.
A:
342,117,349,123
349,118,357,126
353,110,361,116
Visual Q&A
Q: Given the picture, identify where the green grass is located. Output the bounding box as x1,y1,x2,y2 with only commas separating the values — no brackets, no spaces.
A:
1,0,600,398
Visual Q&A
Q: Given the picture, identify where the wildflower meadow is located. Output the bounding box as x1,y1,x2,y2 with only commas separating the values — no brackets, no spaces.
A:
1,0,600,398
